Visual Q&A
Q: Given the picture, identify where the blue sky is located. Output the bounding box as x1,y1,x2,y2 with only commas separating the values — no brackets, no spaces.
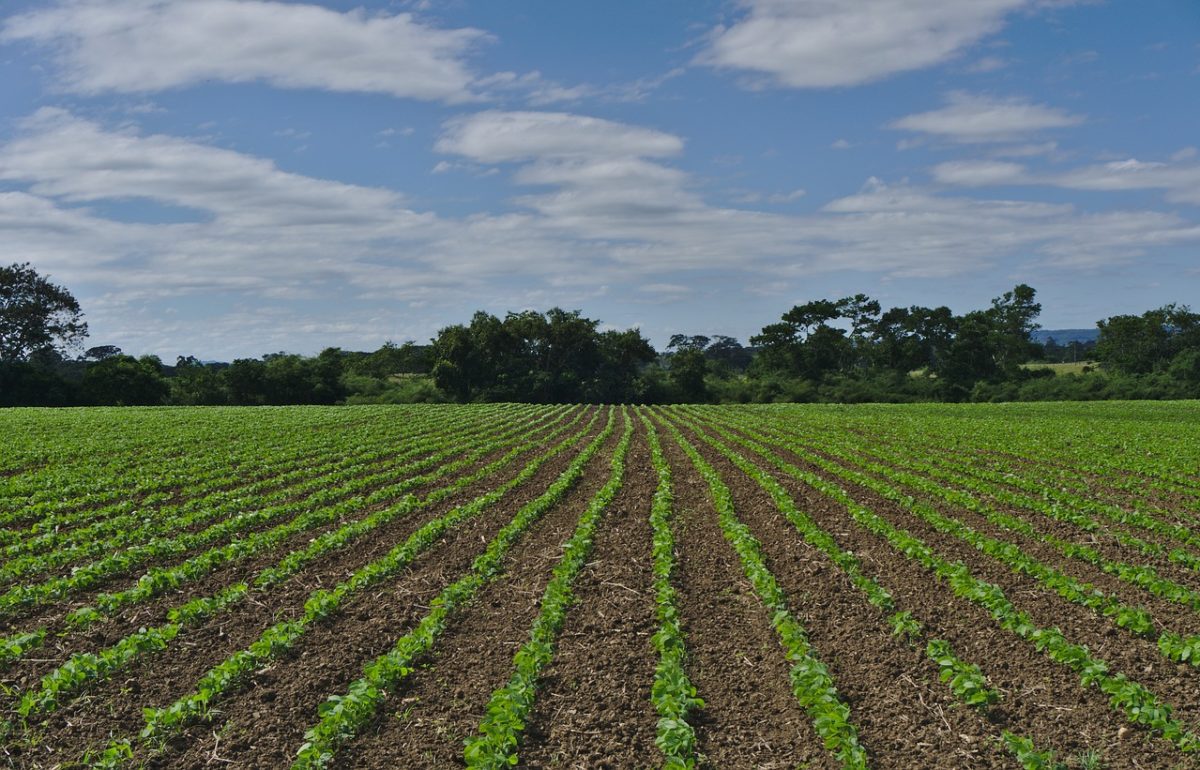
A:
1,0,1198,359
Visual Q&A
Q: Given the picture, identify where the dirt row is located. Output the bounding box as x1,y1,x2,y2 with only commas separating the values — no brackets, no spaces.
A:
0,409,582,704
0,408,529,593
686,414,1194,767
767,422,1200,631
2,409,595,766
7,409,1199,768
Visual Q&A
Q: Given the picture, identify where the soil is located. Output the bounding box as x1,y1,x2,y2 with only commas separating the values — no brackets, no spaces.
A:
4,406,1199,770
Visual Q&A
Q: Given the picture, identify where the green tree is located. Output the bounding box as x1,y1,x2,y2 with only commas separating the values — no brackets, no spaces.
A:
0,262,88,362
1096,304,1200,374
669,347,709,402
81,355,169,406
750,298,855,380
987,283,1042,376
936,311,998,400
430,308,655,403
171,356,229,405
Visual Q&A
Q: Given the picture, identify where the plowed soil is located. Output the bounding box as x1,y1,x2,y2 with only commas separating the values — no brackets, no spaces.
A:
3,404,1198,770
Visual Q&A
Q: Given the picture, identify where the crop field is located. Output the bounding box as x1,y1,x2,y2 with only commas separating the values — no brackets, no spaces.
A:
1,403,1199,769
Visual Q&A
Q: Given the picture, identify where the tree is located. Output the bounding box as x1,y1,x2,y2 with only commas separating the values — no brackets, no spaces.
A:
667,334,710,352
1096,304,1200,374
171,356,229,405
987,283,1042,376
430,308,655,403
669,348,709,402
0,263,88,362
936,311,999,399
704,335,754,372
81,355,169,406
82,345,122,362
750,298,858,381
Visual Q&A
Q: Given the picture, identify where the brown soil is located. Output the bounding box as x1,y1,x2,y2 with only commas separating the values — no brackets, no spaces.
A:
328,416,625,769
678,419,1010,768
699,414,1193,768
502,419,660,769
655,423,836,770
5,407,1200,770
2,411,598,767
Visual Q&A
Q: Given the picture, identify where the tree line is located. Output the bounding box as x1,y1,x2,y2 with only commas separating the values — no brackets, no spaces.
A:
2,262,1198,406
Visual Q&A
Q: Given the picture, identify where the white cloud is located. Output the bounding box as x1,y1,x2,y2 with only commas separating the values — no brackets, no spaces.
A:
831,139,853,150
1052,159,1200,205
1,0,486,102
436,111,1200,278
4,108,1200,356
436,111,684,163
932,160,1028,186
989,142,1059,158
816,178,1200,270
474,67,685,107
700,0,1031,88
768,189,807,203
891,92,1084,143
933,153,1200,205
0,108,414,228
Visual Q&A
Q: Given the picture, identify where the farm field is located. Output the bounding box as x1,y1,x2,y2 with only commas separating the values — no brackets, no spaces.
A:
1,403,1200,769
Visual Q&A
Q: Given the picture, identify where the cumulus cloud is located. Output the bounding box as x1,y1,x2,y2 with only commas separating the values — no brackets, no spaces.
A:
436,111,684,163
891,92,1085,143
931,160,1029,186
0,108,415,228
4,108,1200,356
933,154,1200,205
700,0,1030,88
1,0,486,102
435,111,1200,278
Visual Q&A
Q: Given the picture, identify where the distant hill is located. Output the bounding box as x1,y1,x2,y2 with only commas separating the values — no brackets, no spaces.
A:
1032,328,1099,345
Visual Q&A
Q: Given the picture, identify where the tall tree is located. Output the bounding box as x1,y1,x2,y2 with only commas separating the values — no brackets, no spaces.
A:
0,263,88,362
430,308,654,403
1096,304,1200,374
987,283,1042,376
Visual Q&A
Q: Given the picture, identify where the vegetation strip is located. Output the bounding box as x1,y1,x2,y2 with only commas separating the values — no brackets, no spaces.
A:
836,420,1200,564
693,409,1200,754
10,407,587,725
638,408,703,769
726,410,1200,664
462,409,634,768
0,406,506,586
0,407,564,669
287,408,620,769
653,412,869,770
0,404,532,618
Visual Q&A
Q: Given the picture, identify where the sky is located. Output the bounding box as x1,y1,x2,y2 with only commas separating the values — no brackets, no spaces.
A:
1,0,1198,359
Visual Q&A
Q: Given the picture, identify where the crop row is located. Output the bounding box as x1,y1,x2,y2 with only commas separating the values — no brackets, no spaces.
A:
655,413,869,769
9,407,591,727
288,408,621,769
725,410,1200,663
0,404,499,550
0,407,408,528
463,410,634,768
665,411,1029,751
0,405,560,639
696,409,1200,755
638,409,703,769
0,405,509,584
